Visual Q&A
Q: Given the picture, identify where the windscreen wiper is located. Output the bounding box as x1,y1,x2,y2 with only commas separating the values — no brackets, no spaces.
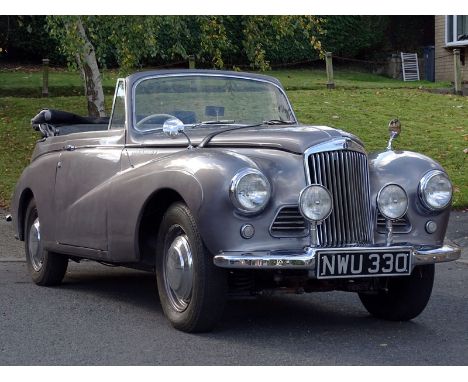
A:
190,120,236,128
198,122,263,148
197,119,297,148
263,119,296,125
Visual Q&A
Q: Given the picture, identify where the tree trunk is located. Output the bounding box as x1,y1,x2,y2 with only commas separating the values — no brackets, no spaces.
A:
75,18,106,117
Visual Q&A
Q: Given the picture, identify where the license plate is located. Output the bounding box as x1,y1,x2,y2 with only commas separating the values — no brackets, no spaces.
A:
316,250,411,279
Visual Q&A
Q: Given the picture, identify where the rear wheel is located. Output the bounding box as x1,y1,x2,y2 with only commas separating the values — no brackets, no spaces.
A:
24,199,68,286
358,264,435,321
156,202,227,332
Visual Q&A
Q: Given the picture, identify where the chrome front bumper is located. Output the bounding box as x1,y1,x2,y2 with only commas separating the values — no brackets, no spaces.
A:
213,244,461,273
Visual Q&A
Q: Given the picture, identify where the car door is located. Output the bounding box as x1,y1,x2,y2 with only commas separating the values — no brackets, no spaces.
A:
54,80,127,251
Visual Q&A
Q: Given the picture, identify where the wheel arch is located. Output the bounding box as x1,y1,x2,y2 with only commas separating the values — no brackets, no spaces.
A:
17,188,34,241
137,188,186,267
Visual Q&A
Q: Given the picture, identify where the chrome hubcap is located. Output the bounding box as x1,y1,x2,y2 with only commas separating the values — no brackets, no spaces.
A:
164,234,193,312
28,217,44,272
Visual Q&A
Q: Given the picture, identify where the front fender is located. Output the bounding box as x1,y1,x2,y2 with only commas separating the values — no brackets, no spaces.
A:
369,150,451,247
107,148,260,261
109,147,308,262
10,152,59,242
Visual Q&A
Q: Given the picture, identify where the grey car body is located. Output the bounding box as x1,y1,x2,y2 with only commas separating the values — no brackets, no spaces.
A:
10,69,461,332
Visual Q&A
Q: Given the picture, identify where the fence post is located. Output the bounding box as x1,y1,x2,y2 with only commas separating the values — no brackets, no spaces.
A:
42,58,49,97
188,55,196,69
453,49,462,95
325,52,335,89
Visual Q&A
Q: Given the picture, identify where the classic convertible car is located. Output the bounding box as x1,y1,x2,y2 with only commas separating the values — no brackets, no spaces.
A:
9,69,461,332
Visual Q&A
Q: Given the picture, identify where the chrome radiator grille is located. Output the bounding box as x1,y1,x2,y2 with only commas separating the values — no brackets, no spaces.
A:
307,150,372,247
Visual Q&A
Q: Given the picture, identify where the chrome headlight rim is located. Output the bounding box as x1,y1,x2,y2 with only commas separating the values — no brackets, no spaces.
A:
229,168,271,215
298,184,333,223
377,183,408,220
418,170,452,211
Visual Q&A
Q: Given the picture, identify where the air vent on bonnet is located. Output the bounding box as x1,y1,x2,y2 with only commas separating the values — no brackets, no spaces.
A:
270,206,308,237
376,211,411,233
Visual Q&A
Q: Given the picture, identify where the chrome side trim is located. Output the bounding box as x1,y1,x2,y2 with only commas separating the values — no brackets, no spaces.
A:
213,244,461,274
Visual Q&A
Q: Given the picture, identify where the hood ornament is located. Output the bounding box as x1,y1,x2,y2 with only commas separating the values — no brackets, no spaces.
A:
386,118,401,150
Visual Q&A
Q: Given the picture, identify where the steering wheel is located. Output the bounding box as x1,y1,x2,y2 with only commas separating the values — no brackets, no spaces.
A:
136,113,176,129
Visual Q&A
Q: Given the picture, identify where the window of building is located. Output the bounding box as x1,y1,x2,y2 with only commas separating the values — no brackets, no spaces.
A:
446,15,468,46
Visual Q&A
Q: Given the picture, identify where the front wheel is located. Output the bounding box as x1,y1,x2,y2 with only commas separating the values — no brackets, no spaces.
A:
358,264,435,321
24,199,68,286
156,202,227,332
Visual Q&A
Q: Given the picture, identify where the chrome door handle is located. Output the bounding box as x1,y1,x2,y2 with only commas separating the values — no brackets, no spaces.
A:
64,145,76,151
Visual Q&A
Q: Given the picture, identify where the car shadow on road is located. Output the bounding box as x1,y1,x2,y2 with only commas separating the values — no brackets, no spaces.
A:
59,264,162,314
57,264,435,342
208,294,442,365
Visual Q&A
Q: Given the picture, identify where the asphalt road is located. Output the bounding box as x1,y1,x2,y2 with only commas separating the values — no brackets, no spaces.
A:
0,209,467,365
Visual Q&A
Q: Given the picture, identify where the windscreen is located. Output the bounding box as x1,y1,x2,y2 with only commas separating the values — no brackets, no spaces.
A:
133,75,294,131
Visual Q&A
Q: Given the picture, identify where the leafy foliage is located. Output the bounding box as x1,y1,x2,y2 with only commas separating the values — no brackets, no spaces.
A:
2,16,437,69
46,16,162,75
320,16,390,59
44,16,325,72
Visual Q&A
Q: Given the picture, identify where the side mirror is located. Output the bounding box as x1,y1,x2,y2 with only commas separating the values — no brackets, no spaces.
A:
386,118,401,150
162,117,185,138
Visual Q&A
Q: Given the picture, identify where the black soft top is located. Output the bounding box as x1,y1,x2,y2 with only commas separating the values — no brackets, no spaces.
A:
31,109,110,126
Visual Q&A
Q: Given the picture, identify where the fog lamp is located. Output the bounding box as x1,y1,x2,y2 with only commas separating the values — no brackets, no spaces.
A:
299,185,332,222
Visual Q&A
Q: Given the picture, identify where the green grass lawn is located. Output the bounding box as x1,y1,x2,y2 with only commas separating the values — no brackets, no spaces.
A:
0,68,466,209
288,88,467,208
0,67,452,95
266,68,452,90
0,68,119,89
0,96,114,209
0,68,119,97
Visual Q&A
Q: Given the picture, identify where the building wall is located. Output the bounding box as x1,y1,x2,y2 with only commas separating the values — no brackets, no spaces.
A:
434,15,468,82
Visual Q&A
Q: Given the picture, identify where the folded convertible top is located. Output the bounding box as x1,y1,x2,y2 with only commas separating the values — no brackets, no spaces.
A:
31,109,110,126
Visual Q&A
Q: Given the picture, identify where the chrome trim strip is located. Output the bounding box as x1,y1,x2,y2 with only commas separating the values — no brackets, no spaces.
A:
304,138,366,160
213,244,461,274
131,73,298,130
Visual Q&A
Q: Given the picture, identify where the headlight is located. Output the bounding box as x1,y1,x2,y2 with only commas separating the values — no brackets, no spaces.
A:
230,169,271,213
419,170,452,211
377,184,408,220
299,185,332,222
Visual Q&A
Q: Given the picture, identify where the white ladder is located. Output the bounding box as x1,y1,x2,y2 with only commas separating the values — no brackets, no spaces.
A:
401,52,420,81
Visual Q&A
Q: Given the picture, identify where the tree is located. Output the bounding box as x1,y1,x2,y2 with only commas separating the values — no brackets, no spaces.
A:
47,16,161,117
47,16,105,117
45,16,325,116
